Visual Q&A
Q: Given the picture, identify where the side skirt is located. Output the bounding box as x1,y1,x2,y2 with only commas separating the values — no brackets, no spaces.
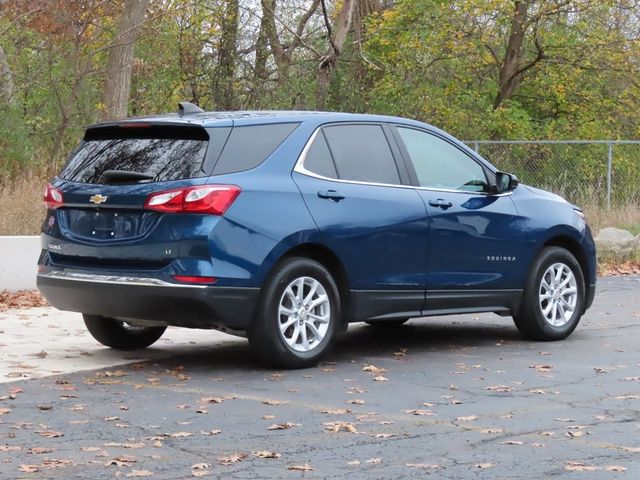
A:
348,289,523,322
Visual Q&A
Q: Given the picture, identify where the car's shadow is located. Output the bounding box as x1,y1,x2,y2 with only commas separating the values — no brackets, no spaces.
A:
134,316,524,375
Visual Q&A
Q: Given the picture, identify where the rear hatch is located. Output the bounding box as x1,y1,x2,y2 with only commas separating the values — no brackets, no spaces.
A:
44,123,215,270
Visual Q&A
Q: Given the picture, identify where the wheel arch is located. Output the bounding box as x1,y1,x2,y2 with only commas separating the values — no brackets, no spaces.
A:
541,235,591,287
268,243,351,316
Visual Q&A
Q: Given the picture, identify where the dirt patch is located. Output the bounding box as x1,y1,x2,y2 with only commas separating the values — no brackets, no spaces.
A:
598,261,640,276
0,290,48,312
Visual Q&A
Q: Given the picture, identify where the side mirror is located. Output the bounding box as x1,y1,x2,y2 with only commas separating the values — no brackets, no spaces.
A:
494,171,519,194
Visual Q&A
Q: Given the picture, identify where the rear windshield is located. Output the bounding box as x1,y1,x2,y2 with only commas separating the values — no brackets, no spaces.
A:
60,125,209,184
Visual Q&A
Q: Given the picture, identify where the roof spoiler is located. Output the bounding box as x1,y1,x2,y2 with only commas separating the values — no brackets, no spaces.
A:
178,101,204,116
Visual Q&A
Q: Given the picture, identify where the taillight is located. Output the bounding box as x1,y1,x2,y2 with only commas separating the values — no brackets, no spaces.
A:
43,183,64,209
144,185,241,215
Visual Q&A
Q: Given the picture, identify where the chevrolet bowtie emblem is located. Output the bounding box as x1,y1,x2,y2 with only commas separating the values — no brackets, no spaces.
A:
89,194,108,204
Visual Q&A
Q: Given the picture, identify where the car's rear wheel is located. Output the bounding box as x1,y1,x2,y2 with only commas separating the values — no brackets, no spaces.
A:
249,257,340,369
513,247,585,341
83,314,167,350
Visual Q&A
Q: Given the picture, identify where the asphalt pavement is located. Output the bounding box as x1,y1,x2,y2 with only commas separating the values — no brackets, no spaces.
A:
1,275,639,479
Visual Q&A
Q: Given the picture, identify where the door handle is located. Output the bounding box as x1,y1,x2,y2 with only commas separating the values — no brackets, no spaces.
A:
429,199,453,209
317,190,345,202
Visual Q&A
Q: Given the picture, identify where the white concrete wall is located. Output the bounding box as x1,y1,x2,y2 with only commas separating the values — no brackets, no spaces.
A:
0,236,41,291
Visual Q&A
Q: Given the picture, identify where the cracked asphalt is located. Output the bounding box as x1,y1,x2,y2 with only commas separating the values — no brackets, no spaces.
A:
1,275,640,479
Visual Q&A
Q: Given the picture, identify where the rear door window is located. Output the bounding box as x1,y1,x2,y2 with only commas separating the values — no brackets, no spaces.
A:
212,123,299,175
61,125,209,184
322,124,400,184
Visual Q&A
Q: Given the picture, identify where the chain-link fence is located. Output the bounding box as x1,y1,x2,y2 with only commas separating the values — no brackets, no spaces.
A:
465,141,640,208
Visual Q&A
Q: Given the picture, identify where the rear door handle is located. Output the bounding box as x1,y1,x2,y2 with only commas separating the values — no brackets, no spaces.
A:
429,198,453,209
317,190,345,202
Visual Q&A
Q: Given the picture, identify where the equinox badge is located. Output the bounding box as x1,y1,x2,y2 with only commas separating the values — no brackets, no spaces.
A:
89,194,108,204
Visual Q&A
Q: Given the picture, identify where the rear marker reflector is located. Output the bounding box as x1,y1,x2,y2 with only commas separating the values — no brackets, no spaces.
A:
173,275,217,284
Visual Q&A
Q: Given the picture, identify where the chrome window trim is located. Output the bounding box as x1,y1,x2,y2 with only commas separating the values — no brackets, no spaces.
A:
38,271,208,289
293,126,513,198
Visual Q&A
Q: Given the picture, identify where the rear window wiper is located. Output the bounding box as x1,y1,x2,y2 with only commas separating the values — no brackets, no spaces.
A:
102,170,155,183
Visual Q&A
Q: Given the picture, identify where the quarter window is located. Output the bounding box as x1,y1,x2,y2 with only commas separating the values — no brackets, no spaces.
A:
303,132,338,179
397,127,489,192
322,125,400,184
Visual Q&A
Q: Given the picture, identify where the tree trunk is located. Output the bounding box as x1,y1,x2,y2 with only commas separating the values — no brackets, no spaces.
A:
102,0,150,121
213,0,239,110
494,0,529,109
250,9,270,107
0,44,15,105
317,0,356,108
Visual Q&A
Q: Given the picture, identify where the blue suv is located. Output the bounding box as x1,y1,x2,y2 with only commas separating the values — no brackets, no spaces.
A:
37,104,597,368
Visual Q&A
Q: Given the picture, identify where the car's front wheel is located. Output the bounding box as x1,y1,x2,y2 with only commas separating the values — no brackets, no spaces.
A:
513,246,585,341
83,314,167,350
249,257,340,369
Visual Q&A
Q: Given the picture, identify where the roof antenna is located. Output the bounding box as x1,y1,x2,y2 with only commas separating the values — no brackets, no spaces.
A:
178,102,204,116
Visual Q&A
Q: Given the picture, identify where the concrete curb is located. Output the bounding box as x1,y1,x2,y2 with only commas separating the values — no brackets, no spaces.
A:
0,236,40,291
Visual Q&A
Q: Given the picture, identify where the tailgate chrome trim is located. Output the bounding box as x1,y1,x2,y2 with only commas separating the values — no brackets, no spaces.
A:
38,271,207,289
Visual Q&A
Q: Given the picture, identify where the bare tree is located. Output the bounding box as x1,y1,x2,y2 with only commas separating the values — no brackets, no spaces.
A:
213,0,239,110
317,0,356,107
102,0,150,120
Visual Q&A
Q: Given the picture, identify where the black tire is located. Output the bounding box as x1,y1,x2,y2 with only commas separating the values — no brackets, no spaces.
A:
83,314,167,350
248,257,341,369
513,247,585,341
365,319,409,327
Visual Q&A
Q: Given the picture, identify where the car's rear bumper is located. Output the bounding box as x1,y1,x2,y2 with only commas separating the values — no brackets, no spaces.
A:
37,271,259,329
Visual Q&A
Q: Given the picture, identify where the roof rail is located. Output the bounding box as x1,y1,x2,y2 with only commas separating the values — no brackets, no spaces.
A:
178,102,204,116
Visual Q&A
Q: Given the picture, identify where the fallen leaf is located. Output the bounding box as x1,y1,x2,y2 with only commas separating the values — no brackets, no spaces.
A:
36,430,64,438
321,408,351,415
218,453,247,466
566,431,585,438
0,408,11,415
253,450,281,459
324,422,358,434
19,465,39,473
362,365,387,374
28,447,54,454
126,470,154,477
288,464,313,471
0,445,20,452
402,409,435,416
565,462,599,472
267,422,299,430
262,399,289,406
485,385,512,393
366,458,381,464
373,376,389,382
456,415,478,422
605,466,627,472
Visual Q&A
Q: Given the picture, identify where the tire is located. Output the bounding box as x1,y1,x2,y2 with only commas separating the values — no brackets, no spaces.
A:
513,247,585,341
83,314,167,350
365,319,409,327
248,257,341,369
